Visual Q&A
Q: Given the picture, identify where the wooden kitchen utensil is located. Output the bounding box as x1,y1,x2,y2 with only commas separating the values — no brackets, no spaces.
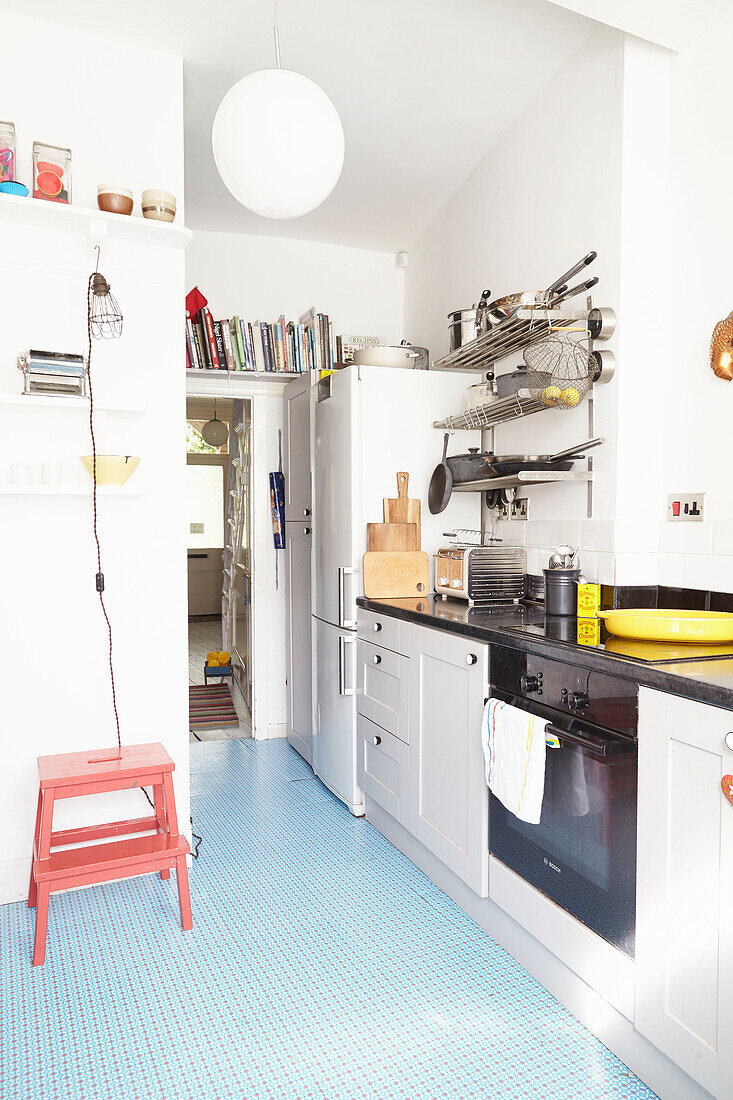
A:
367,522,419,552
383,472,421,545
363,551,430,599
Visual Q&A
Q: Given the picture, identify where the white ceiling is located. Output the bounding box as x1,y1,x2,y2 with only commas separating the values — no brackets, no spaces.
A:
0,0,593,251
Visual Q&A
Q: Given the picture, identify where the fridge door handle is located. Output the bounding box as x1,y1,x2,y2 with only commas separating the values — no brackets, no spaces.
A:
338,635,357,697
338,566,358,629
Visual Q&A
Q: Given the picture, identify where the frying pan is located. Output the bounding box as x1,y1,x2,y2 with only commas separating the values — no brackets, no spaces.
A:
479,252,598,335
428,434,453,514
483,436,605,478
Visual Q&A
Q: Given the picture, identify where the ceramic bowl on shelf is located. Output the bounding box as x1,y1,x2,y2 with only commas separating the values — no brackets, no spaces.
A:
97,186,133,215
141,188,177,223
80,454,140,485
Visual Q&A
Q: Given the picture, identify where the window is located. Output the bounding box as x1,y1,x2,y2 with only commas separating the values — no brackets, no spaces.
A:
186,464,225,549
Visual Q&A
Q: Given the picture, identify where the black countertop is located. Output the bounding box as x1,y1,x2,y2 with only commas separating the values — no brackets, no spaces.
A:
356,595,733,711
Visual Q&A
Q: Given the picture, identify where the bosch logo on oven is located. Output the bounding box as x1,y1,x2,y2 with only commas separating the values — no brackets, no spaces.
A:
543,857,562,875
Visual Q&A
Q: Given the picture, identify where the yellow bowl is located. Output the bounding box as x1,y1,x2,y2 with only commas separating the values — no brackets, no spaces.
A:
80,455,141,486
597,608,733,644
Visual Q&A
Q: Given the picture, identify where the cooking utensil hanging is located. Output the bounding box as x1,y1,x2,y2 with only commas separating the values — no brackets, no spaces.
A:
481,437,605,478
428,433,454,514
524,331,596,409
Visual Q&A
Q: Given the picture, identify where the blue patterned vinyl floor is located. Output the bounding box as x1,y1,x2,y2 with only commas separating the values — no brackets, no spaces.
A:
1,738,658,1099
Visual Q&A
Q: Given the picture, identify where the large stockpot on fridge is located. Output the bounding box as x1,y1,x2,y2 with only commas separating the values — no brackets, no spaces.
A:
352,341,429,369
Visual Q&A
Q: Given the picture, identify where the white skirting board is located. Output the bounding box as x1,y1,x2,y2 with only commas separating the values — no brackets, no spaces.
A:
366,798,711,1100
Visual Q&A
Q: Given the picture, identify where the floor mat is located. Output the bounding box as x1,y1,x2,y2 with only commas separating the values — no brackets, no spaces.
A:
188,683,239,728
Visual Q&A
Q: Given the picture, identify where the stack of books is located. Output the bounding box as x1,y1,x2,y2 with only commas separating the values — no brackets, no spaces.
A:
185,306,337,374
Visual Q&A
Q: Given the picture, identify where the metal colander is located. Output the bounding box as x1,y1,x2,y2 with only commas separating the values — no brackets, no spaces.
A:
523,332,595,410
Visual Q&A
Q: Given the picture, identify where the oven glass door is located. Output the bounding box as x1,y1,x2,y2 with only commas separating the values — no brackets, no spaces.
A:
489,725,637,957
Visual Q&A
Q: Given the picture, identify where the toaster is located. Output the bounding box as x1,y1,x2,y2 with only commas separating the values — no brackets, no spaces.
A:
434,544,526,605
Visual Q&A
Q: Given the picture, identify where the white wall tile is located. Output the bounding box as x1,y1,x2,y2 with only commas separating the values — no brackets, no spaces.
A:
684,555,733,593
614,519,659,554
658,553,686,588
712,521,733,556
579,551,598,582
525,520,552,548
596,552,616,585
581,520,615,552
551,521,582,549
658,522,714,555
614,553,659,586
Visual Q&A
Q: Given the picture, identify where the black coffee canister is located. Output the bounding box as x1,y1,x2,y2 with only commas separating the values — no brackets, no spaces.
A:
543,568,581,616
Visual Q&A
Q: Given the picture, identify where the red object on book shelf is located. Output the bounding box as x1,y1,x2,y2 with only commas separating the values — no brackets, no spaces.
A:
186,285,208,323
27,742,192,966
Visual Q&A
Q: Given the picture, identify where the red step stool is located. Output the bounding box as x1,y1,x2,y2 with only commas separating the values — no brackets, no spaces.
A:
28,742,193,966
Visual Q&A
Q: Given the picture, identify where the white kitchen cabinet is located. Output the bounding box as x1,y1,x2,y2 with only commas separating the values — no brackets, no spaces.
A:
636,687,733,1098
356,639,410,743
284,377,312,521
357,714,410,826
407,624,489,897
285,522,312,763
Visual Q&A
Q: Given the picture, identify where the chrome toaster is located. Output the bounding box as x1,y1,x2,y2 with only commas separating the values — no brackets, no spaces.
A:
434,544,526,605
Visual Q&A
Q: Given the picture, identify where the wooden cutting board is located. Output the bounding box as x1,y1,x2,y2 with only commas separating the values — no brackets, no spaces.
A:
363,551,430,599
383,472,421,546
367,522,419,552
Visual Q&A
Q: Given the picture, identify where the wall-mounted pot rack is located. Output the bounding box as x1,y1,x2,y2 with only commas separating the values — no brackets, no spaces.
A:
432,302,615,375
431,298,616,520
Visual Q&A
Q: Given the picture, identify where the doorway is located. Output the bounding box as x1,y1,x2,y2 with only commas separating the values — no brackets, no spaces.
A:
186,396,253,741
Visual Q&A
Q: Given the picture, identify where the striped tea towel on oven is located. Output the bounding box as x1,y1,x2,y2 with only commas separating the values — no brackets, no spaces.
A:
482,698,548,824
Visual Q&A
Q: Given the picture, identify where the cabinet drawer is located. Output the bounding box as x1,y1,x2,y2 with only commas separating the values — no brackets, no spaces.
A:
357,715,409,825
357,609,408,657
356,640,409,743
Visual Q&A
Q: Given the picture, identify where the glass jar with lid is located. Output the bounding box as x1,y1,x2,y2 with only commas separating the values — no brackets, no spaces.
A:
0,121,16,183
32,141,72,204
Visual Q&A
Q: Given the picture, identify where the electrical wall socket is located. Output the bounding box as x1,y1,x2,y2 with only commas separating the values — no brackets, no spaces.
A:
497,497,529,521
667,493,705,522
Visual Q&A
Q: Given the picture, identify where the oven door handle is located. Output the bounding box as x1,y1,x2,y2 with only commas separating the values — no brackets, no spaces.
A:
544,723,634,757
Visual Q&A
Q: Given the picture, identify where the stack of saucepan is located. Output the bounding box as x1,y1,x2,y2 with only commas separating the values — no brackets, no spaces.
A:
428,434,605,514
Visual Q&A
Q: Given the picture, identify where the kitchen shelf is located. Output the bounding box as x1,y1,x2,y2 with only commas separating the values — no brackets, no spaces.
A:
0,192,192,248
0,483,144,497
0,393,146,416
186,369,303,381
433,388,559,430
433,311,578,374
452,470,593,493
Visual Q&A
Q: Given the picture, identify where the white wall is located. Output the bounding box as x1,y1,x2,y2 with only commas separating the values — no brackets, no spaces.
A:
186,230,405,345
404,27,625,582
652,13,733,593
186,230,406,737
0,11,189,905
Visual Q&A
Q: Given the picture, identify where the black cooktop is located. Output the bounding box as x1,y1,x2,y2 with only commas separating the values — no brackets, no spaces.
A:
499,611,733,665
429,598,733,665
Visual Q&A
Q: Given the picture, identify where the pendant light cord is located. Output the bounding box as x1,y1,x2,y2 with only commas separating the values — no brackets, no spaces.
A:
273,0,281,67
86,273,122,753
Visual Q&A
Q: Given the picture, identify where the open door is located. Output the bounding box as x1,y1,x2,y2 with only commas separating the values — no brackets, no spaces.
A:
223,399,253,712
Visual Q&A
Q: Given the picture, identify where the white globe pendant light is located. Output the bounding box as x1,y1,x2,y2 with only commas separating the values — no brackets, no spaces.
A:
212,3,344,220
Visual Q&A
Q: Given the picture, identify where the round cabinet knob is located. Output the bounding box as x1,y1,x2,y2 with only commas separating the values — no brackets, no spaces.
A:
725,732,733,750
466,653,478,666
372,654,382,665
304,508,311,517
373,622,382,632
372,735,381,746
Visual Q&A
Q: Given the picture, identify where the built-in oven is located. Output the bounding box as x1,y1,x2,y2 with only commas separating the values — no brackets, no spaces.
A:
489,644,638,957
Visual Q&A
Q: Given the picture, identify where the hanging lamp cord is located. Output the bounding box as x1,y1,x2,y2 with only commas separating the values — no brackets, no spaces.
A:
273,0,281,67
86,273,122,753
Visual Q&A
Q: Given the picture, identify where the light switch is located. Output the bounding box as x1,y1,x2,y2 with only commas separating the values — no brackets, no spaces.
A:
667,494,704,522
